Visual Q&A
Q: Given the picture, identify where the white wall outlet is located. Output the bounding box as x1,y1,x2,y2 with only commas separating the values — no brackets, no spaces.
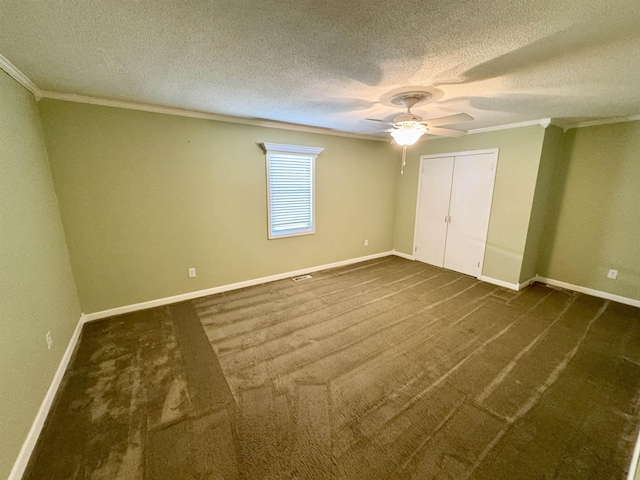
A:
46,331,52,350
188,267,196,278
607,269,618,279
364,239,369,247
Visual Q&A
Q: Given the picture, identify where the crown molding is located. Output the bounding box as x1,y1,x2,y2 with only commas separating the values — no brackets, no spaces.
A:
39,90,385,141
571,114,640,129
0,53,41,99
3,55,636,138
467,118,552,134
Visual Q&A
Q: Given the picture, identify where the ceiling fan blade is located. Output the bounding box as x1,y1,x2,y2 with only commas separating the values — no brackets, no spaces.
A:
365,118,395,125
365,128,392,134
427,126,467,137
423,113,474,127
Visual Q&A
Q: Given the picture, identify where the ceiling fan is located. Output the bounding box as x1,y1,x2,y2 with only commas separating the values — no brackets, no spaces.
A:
366,91,474,174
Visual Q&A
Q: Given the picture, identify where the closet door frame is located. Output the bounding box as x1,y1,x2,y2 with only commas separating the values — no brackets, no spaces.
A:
412,148,499,279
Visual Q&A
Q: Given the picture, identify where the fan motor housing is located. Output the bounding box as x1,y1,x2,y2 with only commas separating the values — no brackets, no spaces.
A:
394,113,423,123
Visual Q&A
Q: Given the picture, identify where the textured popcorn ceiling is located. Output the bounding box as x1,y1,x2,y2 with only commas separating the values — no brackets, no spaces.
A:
1,0,639,135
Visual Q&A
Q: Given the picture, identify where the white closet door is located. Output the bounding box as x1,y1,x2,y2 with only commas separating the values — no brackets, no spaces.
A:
414,156,454,267
443,153,496,276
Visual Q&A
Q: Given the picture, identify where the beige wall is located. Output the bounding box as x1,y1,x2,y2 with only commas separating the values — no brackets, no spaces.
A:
38,100,397,313
393,125,546,285
539,121,640,301
0,72,81,478
520,125,564,283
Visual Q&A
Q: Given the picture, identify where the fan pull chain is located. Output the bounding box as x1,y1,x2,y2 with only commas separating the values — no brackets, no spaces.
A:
401,146,407,175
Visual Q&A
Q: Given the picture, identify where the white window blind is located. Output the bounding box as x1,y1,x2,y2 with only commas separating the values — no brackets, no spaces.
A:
260,143,324,239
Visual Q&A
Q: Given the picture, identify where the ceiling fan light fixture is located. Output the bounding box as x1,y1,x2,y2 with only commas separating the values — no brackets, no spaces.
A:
389,123,428,146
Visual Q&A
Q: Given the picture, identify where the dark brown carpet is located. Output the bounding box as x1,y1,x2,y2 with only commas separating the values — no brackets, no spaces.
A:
24,256,640,479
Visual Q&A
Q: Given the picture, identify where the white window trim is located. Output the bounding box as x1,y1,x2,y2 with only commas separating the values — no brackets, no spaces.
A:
260,142,324,240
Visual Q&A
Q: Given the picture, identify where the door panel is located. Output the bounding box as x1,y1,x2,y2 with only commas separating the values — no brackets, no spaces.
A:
443,153,495,276
414,156,454,267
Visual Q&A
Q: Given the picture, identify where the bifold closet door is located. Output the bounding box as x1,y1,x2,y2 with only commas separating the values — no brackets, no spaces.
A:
414,156,454,267
442,153,496,276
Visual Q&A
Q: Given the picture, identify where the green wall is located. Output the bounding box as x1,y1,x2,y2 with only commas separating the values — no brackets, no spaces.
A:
539,121,640,301
5,73,640,478
393,125,546,285
520,125,564,283
38,100,397,313
0,72,81,478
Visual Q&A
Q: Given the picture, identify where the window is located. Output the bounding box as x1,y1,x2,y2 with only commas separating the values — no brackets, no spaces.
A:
260,142,324,239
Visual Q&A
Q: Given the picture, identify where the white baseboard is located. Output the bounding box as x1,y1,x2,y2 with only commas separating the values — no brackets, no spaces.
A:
83,251,394,322
392,250,415,261
518,277,537,290
536,276,640,308
478,275,535,291
629,425,640,480
9,314,87,480
479,274,640,306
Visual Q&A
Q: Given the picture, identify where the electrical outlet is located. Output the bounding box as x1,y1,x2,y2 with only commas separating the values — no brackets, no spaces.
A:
364,239,369,247
46,331,52,350
607,269,618,279
188,267,196,278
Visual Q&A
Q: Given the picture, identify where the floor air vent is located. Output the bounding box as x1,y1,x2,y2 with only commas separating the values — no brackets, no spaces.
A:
292,274,313,282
